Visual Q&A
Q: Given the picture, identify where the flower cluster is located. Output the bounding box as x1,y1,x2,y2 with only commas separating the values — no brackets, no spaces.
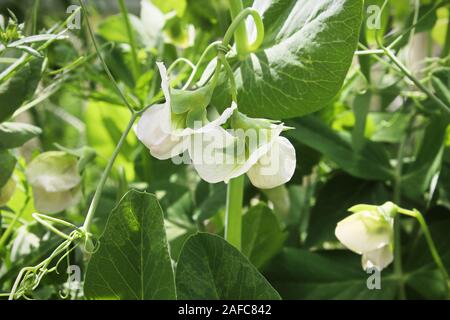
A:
135,63,297,189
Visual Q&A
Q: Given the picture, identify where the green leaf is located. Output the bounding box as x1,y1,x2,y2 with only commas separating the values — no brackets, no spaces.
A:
0,58,43,123
352,92,371,151
242,204,287,269
97,14,149,47
176,233,281,299
288,116,394,181
0,122,42,150
84,190,176,300
0,150,16,189
214,0,363,119
305,173,390,248
401,115,448,199
265,248,397,299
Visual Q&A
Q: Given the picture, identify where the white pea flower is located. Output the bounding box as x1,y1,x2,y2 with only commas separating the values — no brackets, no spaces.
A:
0,177,16,206
140,0,165,48
140,1,195,49
26,151,81,214
335,202,397,271
135,62,236,160
189,112,296,189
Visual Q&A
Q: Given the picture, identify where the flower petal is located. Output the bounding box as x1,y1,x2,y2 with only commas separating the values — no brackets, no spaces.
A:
26,151,81,192
32,186,81,214
247,136,296,189
140,0,165,47
362,245,394,271
335,211,392,254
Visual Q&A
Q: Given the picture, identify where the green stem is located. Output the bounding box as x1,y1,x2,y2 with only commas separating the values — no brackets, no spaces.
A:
383,48,450,116
182,41,222,90
31,0,40,34
392,122,410,300
0,195,30,253
442,7,450,58
79,0,137,112
82,113,138,233
225,175,245,251
228,0,249,58
223,8,264,52
398,208,450,296
118,0,140,79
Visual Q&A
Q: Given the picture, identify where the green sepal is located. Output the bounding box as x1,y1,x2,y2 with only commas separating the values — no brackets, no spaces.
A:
170,82,214,115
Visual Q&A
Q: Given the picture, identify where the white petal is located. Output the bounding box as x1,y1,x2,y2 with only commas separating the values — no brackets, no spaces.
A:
33,186,81,214
362,245,394,271
140,0,165,47
189,127,238,183
156,62,171,104
247,136,296,189
26,152,80,192
335,211,392,254
177,102,237,137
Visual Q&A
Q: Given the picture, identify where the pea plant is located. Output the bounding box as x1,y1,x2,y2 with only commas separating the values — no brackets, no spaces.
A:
0,0,449,300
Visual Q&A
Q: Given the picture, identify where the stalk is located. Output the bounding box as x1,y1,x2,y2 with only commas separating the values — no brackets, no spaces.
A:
82,113,137,232
228,0,249,58
398,208,450,297
117,0,140,79
225,175,245,250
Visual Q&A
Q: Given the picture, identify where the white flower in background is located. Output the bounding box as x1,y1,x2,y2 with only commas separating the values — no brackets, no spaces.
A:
189,113,296,189
140,0,165,48
26,151,81,214
0,177,16,206
140,0,195,49
135,62,236,160
335,202,397,271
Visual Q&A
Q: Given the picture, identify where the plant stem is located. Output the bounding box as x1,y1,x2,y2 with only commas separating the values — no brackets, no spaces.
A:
0,195,30,253
117,0,140,79
442,7,450,58
225,175,245,251
383,48,450,116
228,0,249,58
79,0,136,112
392,122,410,300
398,208,450,296
82,113,138,233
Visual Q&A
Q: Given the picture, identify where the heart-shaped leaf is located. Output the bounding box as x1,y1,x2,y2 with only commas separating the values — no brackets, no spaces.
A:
214,0,363,119
176,232,281,299
84,190,176,300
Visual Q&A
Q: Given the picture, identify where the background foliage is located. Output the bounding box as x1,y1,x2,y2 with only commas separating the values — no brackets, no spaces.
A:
0,0,450,300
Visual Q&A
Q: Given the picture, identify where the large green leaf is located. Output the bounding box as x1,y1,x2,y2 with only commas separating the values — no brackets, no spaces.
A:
0,58,43,123
0,150,16,189
265,248,397,299
242,204,287,269
214,0,363,119
0,122,42,150
176,233,281,299
288,116,394,181
84,190,176,300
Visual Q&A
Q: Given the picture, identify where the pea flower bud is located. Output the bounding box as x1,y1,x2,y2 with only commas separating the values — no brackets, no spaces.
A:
335,202,397,271
26,151,81,214
135,62,236,160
